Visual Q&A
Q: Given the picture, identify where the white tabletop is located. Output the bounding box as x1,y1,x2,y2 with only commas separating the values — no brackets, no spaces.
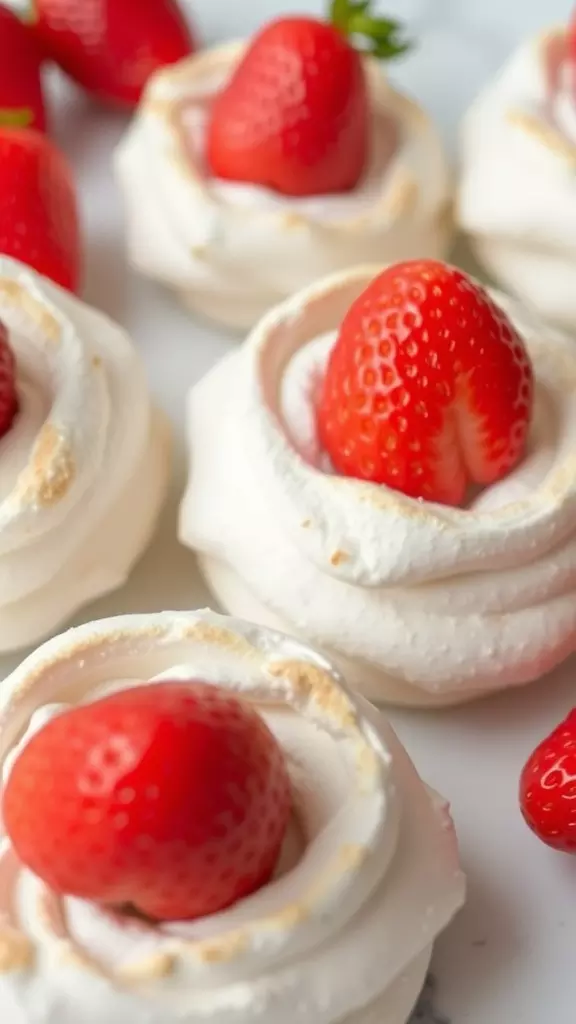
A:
4,1,576,1021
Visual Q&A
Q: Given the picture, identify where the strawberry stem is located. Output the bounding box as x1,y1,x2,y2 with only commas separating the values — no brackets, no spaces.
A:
0,108,34,128
330,0,410,59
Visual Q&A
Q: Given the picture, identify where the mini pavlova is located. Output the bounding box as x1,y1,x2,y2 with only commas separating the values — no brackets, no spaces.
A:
458,22,576,329
116,5,450,330
0,256,169,651
181,259,576,706
0,609,464,1024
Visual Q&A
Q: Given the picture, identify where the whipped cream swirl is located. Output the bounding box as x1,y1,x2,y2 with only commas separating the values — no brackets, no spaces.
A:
115,42,451,330
0,609,464,1024
458,27,576,329
180,266,576,706
0,256,170,652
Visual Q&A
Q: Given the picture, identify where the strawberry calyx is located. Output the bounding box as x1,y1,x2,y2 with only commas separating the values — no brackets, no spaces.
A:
329,0,410,60
0,107,34,128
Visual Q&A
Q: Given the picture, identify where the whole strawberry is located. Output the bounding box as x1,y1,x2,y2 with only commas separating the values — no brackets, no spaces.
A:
0,5,46,131
567,8,576,82
0,128,80,292
2,681,291,921
206,0,408,197
520,710,576,853
31,0,196,108
0,321,18,438
317,260,534,506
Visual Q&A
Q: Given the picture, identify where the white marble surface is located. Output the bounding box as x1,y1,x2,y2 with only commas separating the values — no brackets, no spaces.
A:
3,2,576,1021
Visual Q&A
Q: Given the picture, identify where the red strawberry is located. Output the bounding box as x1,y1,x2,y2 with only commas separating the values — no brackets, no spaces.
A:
2,681,291,921
317,260,534,506
567,10,576,78
0,5,46,132
206,1,408,197
0,128,80,292
31,0,196,109
520,709,576,853
0,321,18,438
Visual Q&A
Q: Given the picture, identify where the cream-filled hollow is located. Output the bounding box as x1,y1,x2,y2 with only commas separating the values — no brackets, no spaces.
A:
114,42,452,331
179,266,576,706
458,27,576,330
0,256,170,652
0,609,464,1024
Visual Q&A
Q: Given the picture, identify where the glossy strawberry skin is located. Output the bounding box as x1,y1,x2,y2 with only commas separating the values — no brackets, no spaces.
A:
520,710,576,853
206,17,370,197
2,681,291,921
317,260,534,506
0,322,18,438
33,0,195,108
0,129,80,292
0,6,46,131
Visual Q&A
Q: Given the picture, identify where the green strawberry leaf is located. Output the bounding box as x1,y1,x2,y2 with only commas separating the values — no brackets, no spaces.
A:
330,0,411,59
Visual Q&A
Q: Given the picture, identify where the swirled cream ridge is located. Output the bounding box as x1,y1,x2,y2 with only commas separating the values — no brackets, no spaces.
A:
458,27,576,330
0,609,464,1024
115,42,452,331
0,256,170,651
180,265,576,706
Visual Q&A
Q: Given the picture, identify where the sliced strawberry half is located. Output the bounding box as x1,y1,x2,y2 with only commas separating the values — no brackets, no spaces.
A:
317,260,534,506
